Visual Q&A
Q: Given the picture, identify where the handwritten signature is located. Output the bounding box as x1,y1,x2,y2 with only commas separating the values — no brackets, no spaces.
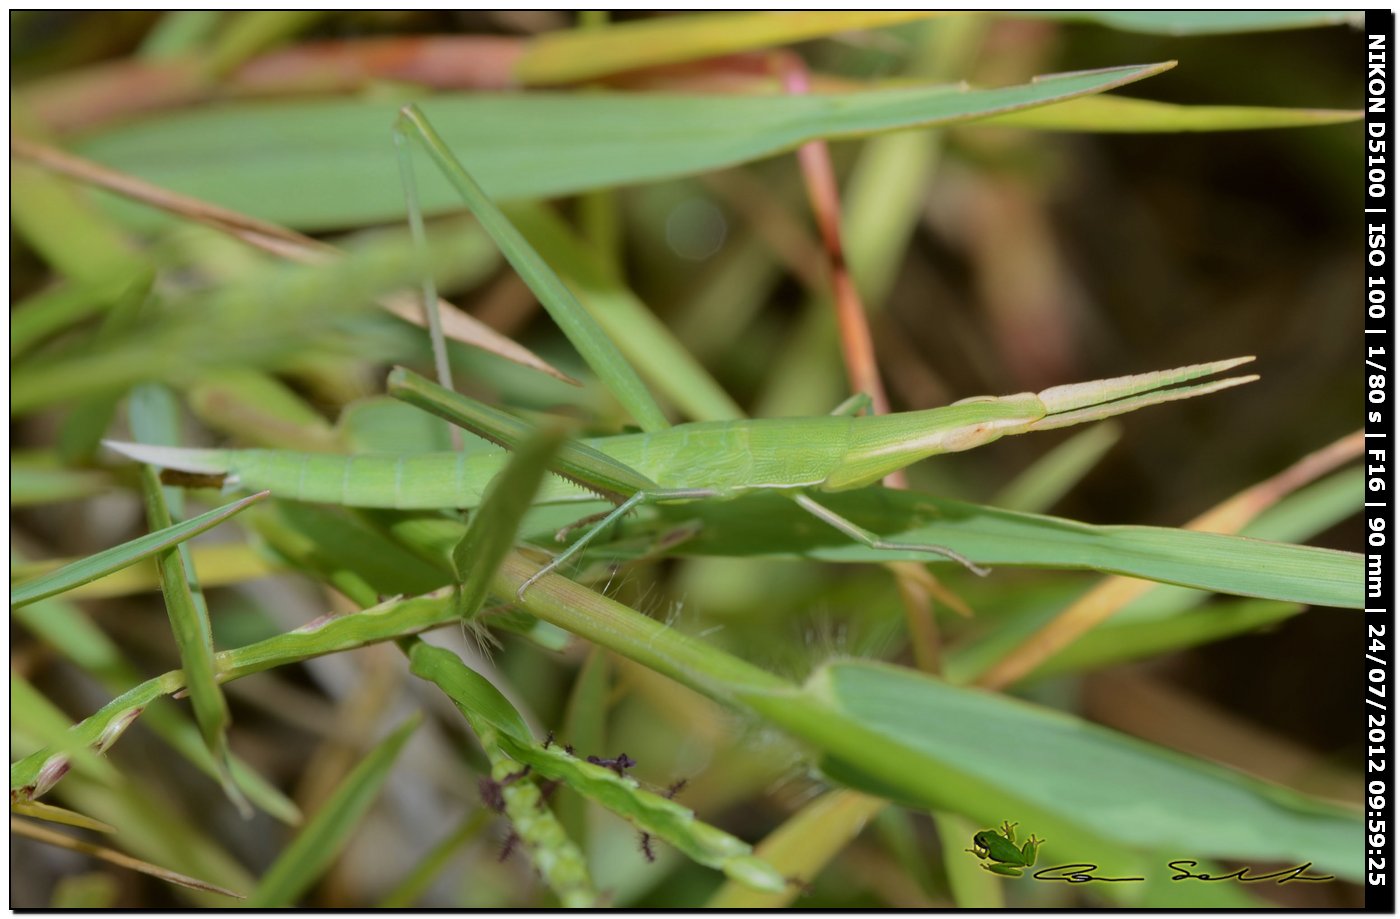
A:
1030,861,1334,884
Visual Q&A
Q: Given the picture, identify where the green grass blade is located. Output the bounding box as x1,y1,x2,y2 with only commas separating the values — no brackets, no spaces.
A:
77,64,1174,231
13,550,301,824
137,464,247,816
11,672,121,789
138,10,223,58
407,642,789,894
987,94,1360,132
248,716,420,907
515,11,943,84
476,725,598,908
1022,10,1361,34
991,422,1121,513
621,489,1362,608
10,594,460,800
10,490,268,608
476,555,1359,885
12,543,277,602
393,105,668,431
744,659,1360,882
201,10,327,77
1245,465,1365,544
506,200,744,422
452,426,569,620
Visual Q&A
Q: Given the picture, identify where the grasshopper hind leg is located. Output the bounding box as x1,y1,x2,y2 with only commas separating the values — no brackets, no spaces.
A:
792,494,991,576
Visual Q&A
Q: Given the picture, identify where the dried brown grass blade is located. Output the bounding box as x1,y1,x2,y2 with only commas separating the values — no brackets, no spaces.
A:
12,817,245,899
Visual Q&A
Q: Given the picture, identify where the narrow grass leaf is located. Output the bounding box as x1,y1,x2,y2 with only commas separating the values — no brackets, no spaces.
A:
507,201,744,422
1244,466,1365,545
8,594,458,801
453,426,569,619
741,660,1361,881
1023,10,1361,34
138,465,246,816
987,94,1360,132
77,64,1174,231
11,557,300,825
202,10,328,77
394,106,668,430
992,422,1121,513
955,469,1365,685
10,673,119,789
10,490,267,608
248,716,420,907
10,799,117,834
139,10,223,58
476,724,598,908
515,11,943,85
12,544,277,602
626,489,1362,609
407,642,788,893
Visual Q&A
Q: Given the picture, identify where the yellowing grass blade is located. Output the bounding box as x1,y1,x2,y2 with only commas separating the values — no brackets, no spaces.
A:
515,11,947,85
10,491,268,608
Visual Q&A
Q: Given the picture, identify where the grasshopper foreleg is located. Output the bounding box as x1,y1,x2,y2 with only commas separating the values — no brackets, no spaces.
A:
792,494,991,576
518,487,717,599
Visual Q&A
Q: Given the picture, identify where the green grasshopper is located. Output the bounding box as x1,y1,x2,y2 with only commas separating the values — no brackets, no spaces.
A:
103,106,1255,597
105,356,1255,596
